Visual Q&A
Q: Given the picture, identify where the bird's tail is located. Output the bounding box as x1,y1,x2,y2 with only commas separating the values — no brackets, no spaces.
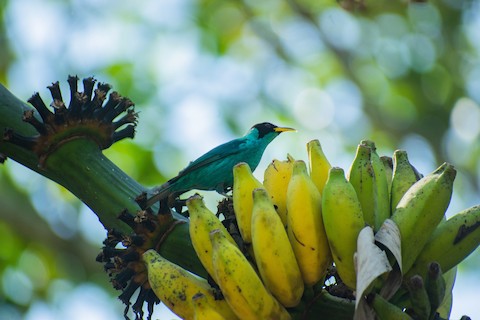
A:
145,182,174,208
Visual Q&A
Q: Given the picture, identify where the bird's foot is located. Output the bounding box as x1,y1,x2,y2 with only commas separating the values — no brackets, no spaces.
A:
171,198,188,216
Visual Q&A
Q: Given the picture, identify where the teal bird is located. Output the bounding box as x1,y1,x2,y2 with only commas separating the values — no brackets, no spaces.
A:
146,122,295,207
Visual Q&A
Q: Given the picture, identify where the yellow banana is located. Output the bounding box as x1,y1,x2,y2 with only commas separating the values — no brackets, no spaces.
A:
406,205,480,280
322,167,365,289
262,155,295,226
307,139,332,196
233,162,264,243
192,292,236,320
391,162,456,273
143,249,237,320
210,229,291,320
361,140,390,231
251,188,304,307
287,160,331,286
370,294,413,320
380,155,393,196
390,150,421,212
348,143,376,227
187,194,238,282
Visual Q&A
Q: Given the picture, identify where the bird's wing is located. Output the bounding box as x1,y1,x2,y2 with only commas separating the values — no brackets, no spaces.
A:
169,139,246,183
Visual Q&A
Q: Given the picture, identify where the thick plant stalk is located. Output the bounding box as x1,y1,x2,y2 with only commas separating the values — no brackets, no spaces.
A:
0,83,203,276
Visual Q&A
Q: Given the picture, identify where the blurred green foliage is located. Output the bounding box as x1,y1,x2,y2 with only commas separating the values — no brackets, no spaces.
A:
1,0,479,318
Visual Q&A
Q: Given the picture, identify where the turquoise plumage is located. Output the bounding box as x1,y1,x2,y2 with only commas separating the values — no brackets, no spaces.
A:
146,122,294,207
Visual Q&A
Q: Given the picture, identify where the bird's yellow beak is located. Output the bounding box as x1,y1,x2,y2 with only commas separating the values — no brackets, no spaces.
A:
274,126,296,133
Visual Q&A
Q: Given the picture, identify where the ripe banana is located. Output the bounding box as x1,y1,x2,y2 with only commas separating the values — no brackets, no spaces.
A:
187,194,238,283
251,188,304,307
307,139,332,195
391,162,456,273
143,249,237,320
406,204,480,280
322,167,365,289
233,162,264,243
361,140,390,231
348,143,376,227
263,155,295,226
192,293,235,320
210,229,291,320
390,150,421,212
287,160,331,286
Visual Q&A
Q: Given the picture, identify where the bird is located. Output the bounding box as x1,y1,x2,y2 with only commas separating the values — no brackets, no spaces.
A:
145,122,295,208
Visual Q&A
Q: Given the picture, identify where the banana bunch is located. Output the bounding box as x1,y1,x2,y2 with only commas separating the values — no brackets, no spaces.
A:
142,139,480,320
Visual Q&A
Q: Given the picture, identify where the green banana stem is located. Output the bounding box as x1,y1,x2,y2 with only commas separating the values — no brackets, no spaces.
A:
0,83,204,276
298,289,355,319
0,84,41,169
0,83,140,232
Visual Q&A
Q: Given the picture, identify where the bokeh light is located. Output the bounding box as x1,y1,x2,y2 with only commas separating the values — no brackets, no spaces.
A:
1,0,479,319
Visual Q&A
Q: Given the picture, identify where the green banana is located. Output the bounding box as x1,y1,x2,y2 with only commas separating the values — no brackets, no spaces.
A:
406,275,431,320
437,267,456,319
251,188,304,307
322,167,365,289
287,160,331,286
406,205,480,280
232,162,264,243
143,249,237,320
424,262,446,318
391,162,456,273
390,150,421,212
371,293,413,320
187,194,238,283
348,143,376,227
307,139,332,196
361,140,390,231
210,229,291,320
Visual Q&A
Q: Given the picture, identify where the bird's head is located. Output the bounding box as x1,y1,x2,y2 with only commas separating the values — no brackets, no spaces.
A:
248,122,296,140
